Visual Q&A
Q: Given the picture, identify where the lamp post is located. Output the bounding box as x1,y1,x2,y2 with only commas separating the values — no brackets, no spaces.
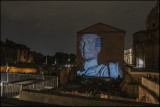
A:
67,53,71,67
6,62,9,83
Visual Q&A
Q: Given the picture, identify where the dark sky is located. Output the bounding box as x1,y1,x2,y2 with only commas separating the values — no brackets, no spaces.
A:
1,1,156,56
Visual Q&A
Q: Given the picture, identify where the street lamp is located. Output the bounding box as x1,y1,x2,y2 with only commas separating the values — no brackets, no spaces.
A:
67,52,71,62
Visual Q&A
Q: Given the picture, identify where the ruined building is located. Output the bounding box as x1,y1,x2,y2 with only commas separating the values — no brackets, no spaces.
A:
132,3,159,68
1,39,34,65
0,39,38,73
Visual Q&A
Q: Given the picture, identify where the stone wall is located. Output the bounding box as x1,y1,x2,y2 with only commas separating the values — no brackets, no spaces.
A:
120,77,138,99
138,76,159,104
120,67,159,99
124,66,159,83
126,84,139,98
138,85,159,104
60,90,136,102
129,72,159,83
19,90,155,106
142,77,159,97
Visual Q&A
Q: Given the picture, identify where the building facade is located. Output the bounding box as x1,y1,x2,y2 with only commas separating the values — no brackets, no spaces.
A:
76,23,125,71
132,4,159,68
124,47,133,65
0,39,37,73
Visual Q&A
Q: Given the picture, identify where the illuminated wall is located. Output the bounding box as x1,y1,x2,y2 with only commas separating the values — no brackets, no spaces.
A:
76,33,123,79
0,66,37,73
0,66,6,72
124,48,133,65
136,58,144,68
27,54,34,63
76,23,125,78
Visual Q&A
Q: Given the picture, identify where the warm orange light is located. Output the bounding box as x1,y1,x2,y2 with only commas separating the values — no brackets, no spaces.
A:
9,67,20,73
0,66,37,73
0,66,6,72
20,68,37,73
67,58,71,62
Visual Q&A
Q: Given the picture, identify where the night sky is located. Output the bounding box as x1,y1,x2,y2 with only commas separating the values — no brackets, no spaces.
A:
1,1,156,56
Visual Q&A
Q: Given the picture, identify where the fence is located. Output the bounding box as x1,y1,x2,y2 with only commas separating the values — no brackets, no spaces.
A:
22,78,58,91
1,73,33,83
1,76,58,98
1,82,22,98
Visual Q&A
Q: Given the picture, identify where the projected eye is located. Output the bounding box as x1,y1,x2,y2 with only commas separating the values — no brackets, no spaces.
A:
95,38,102,47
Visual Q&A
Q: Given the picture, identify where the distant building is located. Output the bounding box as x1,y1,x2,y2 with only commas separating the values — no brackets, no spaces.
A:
0,40,17,66
132,4,159,68
31,51,44,65
124,46,133,65
76,23,125,70
0,39,42,73
0,39,34,66
54,52,76,67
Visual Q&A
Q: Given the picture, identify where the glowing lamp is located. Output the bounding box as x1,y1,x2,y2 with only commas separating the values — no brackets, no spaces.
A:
67,58,71,62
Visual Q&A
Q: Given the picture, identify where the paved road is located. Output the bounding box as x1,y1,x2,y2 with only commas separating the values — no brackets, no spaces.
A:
1,98,59,106
1,103,16,106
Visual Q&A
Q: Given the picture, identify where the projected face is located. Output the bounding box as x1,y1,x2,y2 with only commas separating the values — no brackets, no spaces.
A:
80,34,101,60
77,34,123,78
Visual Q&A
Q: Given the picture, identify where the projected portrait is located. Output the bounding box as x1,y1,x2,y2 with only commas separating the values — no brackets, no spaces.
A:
77,34,123,79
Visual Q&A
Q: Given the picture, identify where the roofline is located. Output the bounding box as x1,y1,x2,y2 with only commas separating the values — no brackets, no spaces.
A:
132,29,156,37
77,23,125,33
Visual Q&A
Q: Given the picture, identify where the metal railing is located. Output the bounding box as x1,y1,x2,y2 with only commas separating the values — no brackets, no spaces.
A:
22,78,58,91
1,76,58,98
1,82,22,98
